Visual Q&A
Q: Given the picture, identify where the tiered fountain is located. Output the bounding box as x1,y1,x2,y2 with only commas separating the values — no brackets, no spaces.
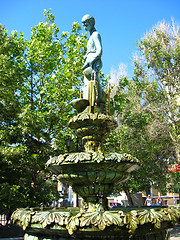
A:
12,14,179,240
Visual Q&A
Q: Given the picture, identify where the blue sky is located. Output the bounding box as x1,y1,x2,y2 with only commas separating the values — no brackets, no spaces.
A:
0,0,179,77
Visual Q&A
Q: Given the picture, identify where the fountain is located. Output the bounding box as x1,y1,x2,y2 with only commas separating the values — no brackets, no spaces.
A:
12,14,180,240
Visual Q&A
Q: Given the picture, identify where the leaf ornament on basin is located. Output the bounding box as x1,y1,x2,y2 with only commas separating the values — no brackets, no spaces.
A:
80,211,124,231
31,211,70,228
125,210,139,233
163,207,180,222
65,214,81,235
138,209,164,229
12,209,35,230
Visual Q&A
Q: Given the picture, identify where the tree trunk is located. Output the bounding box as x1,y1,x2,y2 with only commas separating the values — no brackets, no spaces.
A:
124,188,134,206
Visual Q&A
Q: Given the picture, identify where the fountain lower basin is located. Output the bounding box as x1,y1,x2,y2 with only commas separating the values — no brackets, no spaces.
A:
12,206,179,240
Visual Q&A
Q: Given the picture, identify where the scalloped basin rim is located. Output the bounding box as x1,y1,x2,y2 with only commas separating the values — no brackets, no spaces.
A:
12,206,180,236
68,112,118,129
46,152,139,166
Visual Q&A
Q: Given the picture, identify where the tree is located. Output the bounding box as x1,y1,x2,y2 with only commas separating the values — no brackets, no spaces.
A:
136,19,180,163
0,23,28,211
133,19,180,194
0,10,87,211
105,20,180,198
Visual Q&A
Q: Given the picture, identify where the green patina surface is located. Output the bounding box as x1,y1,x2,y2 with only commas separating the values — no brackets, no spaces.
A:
46,152,139,211
12,206,180,236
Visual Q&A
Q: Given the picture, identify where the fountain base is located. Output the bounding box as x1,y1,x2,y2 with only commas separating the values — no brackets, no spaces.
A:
12,206,179,240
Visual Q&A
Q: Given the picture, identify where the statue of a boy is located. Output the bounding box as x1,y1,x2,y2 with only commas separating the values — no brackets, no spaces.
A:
81,14,103,101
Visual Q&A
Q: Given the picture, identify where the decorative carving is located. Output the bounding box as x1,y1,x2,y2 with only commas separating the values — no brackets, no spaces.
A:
47,152,139,212
12,207,180,236
47,152,139,165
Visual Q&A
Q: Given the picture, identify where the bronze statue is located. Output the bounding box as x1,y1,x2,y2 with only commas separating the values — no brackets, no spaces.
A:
81,14,103,103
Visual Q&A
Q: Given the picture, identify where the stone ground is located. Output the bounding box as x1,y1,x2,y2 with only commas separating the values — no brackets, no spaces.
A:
170,224,180,239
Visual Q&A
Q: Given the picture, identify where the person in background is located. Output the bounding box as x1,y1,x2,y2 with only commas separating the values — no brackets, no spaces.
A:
144,195,152,206
150,198,156,206
156,197,162,206
6,211,12,225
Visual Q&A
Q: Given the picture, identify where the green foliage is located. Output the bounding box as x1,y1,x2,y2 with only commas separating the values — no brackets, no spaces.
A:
167,171,180,194
106,20,180,196
0,10,87,211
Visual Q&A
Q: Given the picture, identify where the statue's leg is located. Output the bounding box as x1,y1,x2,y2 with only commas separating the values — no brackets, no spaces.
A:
97,76,103,103
83,76,89,99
